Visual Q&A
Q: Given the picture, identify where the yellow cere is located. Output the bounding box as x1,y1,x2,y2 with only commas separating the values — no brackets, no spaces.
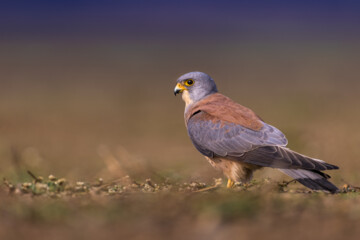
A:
176,83,187,92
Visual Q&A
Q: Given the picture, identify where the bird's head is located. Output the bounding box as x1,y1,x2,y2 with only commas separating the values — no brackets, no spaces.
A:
174,71,218,106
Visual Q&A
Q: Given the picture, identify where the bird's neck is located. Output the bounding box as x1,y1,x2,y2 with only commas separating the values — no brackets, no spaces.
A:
182,91,194,108
183,92,218,115
183,90,218,110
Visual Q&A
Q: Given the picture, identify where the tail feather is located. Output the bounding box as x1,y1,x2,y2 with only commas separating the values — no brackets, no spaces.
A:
242,146,339,171
279,169,339,193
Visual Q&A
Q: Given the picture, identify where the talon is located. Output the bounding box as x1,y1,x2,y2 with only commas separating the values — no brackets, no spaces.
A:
227,179,235,188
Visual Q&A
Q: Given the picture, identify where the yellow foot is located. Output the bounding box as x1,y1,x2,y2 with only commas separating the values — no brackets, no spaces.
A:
227,179,235,188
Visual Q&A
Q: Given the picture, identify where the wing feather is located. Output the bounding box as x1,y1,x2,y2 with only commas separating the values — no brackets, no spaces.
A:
187,111,287,158
187,110,338,171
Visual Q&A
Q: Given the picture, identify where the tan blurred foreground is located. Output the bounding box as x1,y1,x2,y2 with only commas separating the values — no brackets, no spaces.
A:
1,175,360,240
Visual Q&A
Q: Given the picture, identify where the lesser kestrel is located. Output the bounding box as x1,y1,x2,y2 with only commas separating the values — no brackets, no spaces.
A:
174,71,339,193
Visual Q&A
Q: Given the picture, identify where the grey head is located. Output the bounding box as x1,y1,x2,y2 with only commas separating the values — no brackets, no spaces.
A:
174,71,218,105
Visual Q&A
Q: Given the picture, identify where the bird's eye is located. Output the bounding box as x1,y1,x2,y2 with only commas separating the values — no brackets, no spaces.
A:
185,79,194,86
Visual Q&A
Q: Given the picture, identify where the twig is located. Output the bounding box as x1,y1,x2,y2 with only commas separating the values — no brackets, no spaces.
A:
281,179,297,187
27,170,40,182
146,179,155,188
96,177,129,190
194,185,219,192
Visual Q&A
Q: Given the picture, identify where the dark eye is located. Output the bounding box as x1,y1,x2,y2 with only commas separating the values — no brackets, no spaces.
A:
185,79,194,86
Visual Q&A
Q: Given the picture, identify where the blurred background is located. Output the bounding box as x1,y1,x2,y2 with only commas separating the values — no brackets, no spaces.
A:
1,0,360,184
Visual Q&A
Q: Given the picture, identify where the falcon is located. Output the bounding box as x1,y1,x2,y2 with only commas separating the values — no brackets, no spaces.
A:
174,71,339,193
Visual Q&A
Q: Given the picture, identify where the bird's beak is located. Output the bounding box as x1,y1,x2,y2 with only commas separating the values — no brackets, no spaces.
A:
174,83,186,96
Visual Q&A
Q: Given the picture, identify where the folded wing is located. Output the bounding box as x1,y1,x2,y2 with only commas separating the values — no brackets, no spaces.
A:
187,110,338,172
187,110,287,158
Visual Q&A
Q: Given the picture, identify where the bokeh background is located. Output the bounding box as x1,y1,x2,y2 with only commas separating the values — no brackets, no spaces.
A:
1,0,360,183
1,0,360,184
1,1,360,239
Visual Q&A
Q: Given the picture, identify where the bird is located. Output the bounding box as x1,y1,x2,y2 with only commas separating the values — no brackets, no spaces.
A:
174,71,339,193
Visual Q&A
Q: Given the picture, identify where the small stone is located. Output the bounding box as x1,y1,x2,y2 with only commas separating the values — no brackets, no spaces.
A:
56,178,67,185
48,175,57,181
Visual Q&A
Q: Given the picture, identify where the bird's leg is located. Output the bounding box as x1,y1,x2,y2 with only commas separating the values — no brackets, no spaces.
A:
227,179,235,188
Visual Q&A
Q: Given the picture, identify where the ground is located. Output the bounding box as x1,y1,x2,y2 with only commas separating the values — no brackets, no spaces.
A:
1,173,360,240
